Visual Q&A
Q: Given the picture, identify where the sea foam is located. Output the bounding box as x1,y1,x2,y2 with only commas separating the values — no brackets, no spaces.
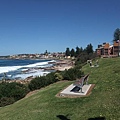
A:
0,61,52,74
0,60,56,80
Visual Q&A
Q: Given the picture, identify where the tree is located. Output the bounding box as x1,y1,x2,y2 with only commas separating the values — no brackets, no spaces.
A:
76,51,88,64
70,48,75,57
65,48,70,56
86,43,93,54
79,47,83,53
75,46,80,57
113,28,120,41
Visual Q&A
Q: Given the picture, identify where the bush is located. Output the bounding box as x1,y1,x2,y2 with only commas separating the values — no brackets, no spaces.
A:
0,97,15,107
28,76,46,91
0,82,29,107
28,72,57,91
45,72,56,84
28,66,83,91
75,52,97,65
54,72,63,81
61,67,84,81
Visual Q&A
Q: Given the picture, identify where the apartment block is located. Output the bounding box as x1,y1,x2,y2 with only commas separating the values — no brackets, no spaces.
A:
96,41,120,57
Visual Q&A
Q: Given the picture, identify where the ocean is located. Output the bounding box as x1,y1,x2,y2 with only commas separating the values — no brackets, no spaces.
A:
0,59,56,80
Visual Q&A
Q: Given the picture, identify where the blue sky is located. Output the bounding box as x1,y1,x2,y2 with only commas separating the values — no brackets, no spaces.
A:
0,0,120,55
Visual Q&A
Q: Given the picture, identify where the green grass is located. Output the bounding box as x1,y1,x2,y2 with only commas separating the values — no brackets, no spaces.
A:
0,58,120,120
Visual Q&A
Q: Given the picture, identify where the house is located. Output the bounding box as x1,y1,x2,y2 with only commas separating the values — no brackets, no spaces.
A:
96,41,120,57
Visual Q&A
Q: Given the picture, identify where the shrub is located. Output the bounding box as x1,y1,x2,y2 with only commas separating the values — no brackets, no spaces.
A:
28,72,57,91
54,72,63,81
28,66,83,91
0,82,29,107
28,76,46,91
75,52,97,65
0,97,15,107
62,67,84,81
45,72,56,84
10,83,30,101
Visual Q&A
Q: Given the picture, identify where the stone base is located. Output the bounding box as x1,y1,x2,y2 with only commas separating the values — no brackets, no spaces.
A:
59,84,94,97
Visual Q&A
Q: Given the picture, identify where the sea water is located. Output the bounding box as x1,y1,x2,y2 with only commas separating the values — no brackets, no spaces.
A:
0,59,56,80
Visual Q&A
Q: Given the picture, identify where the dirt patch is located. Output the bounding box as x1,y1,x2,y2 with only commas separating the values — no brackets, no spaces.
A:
25,90,40,98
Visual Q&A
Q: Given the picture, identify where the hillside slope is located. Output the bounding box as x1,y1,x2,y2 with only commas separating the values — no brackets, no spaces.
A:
0,58,120,120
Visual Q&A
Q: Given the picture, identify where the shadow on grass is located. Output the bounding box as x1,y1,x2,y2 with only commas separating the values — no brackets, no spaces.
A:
56,114,71,120
88,117,106,120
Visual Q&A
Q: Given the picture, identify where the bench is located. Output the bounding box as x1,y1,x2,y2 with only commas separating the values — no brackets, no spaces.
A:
70,86,81,92
71,74,89,93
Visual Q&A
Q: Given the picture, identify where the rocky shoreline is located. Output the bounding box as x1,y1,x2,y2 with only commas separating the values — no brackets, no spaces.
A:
0,59,74,84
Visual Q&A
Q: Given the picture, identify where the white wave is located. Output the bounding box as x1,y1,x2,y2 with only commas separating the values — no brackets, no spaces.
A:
13,70,50,79
21,68,29,72
0,60,56,74
24,61,49,67
0,66,22,74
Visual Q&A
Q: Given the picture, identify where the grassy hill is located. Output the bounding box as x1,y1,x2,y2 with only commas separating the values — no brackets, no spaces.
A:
0,58,120,120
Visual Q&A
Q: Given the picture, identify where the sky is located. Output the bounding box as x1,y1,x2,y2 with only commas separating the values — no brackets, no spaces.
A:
0,0,120,56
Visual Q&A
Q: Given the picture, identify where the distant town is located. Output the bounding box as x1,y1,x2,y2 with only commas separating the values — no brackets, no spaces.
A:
0,52,66,59
0,39,120,60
